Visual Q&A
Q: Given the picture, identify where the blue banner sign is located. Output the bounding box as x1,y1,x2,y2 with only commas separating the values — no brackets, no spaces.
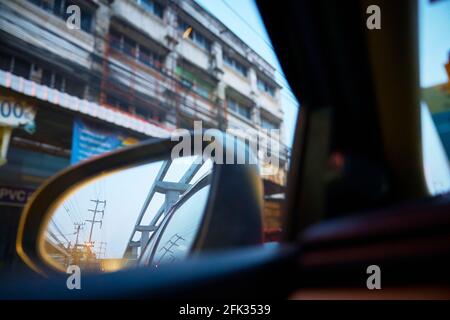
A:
71,118,138,164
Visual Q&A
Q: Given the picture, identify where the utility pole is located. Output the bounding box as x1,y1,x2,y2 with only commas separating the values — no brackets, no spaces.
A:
96,241,107,258
73,222,85,248
85,199,106,244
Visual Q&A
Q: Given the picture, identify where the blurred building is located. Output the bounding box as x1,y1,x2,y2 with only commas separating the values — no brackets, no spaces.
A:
0,0,288,264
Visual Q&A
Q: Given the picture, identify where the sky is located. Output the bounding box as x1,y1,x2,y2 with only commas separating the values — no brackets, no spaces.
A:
418,0,450,195
194,0,300,148
419,0,450,87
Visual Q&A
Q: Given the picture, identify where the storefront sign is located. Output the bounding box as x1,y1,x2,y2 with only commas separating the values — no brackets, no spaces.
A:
0,70,171,138
0,96,36,129
71,118,138,164
0,185,34,207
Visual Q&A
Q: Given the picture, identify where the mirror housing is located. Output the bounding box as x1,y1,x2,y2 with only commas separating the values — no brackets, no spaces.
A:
17,132,264,275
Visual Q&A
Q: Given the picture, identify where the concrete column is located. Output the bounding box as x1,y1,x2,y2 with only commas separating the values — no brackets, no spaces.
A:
216,74,227,130
163,4,179,73
165,51,179,72
88,2,111,102
252,104,261,127
250,74,260,127
164,4,178,39
93,2,111,58
217,79,226,102
249,68,258,95
211,41,223,73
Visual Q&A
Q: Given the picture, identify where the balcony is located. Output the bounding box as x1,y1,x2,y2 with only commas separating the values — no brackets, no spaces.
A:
258,93,283,120
111,0,168,45
0,1,94,67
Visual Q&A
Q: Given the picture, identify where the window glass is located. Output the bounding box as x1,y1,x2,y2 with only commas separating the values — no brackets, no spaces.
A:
419,0,450,195
0,52,11,71
261,117,278,130
13,57,31,79
27,0,93,33
139,46,162,69
227,97,251,119
257,77,275,97
140,0,164,18
223,52,248,77
177,18,211,51
123,36,136,57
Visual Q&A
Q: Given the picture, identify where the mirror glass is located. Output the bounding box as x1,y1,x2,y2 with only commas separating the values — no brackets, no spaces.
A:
43,156,213,273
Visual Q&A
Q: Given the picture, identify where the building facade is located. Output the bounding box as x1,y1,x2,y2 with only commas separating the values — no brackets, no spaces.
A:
0,0,288,264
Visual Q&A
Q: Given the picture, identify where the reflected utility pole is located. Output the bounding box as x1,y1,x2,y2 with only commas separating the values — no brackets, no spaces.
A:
73,222,85,248
85,199,106,244
96,241,107,258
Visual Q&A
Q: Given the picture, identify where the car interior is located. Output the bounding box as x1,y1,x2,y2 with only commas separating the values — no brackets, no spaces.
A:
0,0,449,300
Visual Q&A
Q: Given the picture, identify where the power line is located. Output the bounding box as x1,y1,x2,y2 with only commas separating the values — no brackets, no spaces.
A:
220,0,275,52
86,199,106,243
68,198,88,240
73,222,85,248
96,241,107,258
6,3,300,115
220,0,300,108
63,204,76,226
50,220,70,245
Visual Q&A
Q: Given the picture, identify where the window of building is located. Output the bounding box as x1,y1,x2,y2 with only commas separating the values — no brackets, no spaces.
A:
419,0,450,195
138,0,164,19
65,78,85,98
195,85,210,100
180,77,193,89
41,69,63,91
223,53,248,77
53,73,64,91
106,94,130,113
109,29,122,50
261,116,279,130
28,0,53,12
139,46,163,69
257,77,276,97
79,8,93,32
41,67,85,98
227,97,251,120
0,54,87,98
109,29,163,70
27,0,94,33
12,57,31,79
41,69,53,86
177,19,212,52
123,36,137,57
176,66,214,100
0,52,12,72
134,105,154,120
179,76,212,100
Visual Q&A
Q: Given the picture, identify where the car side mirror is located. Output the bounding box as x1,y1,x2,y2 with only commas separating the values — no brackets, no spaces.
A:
16,131,264,276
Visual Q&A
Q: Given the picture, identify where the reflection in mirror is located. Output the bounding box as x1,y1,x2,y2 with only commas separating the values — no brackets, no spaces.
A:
44,156,213,273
